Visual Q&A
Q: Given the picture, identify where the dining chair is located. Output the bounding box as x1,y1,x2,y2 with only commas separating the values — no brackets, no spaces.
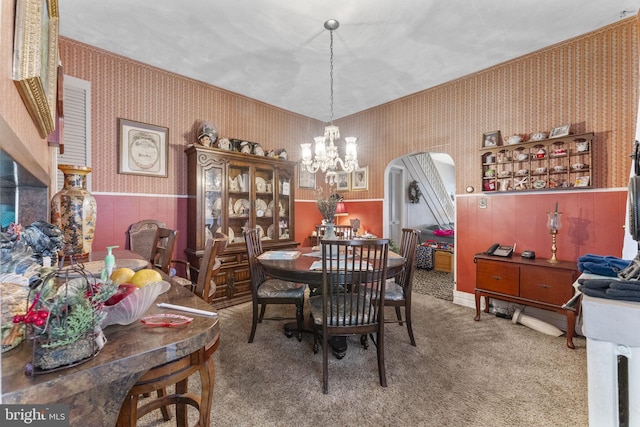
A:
309,238,390,393
384,228,421,346
129,235,226,424
314,224,354,245
192,234,227,303
128,219,166,261
244,228,306,343
149,227,178,275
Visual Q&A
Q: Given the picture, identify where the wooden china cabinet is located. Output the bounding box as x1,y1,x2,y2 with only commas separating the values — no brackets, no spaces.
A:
185,145,299,308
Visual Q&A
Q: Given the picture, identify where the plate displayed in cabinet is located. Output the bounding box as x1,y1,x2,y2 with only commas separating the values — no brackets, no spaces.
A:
267,224,274,239
268,200,285,216
213,198,222,211
256,177,267,193
234,199,250,215
533,180,547,189
216,227,235,242
255,198,268,212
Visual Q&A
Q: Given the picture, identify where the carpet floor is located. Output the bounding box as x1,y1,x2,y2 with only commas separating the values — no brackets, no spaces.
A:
137,275,588,427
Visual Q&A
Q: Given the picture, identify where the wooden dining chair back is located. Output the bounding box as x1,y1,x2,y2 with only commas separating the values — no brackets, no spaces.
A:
192,234,228,303
385,228,421,346
309,238,390,393
314,224,354,245
149,228,178,275
244,228,306,343
128,219,166,261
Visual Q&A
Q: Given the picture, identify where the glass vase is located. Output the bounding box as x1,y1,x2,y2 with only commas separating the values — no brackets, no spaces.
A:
51,165,97,259
324,222,337,239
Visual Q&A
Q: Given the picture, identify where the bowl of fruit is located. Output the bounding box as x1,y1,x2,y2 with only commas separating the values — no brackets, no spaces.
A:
101,268,170,327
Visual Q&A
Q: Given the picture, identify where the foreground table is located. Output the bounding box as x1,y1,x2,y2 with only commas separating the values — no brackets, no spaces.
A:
1,281,219,426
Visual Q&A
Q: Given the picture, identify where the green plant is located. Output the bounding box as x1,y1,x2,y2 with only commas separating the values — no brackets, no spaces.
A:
389,240,400,254
14,267,117,349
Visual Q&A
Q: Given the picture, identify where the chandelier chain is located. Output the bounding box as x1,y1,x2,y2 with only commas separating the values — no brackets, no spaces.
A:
329,28,334,125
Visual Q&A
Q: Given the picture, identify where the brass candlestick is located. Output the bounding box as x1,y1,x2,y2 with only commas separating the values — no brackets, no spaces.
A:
549,229,559,263
546,211,563,264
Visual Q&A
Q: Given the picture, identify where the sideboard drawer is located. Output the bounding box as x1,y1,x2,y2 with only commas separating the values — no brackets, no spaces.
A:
519,265,574,305
476,259,519,295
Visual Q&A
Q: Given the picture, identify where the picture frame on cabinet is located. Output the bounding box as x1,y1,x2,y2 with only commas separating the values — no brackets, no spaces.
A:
482,131,502,148
336,171,350,191
118,118,169,177
298,163,316,189
351,166,368,191
13,0,60,138
575,176,590,187
550,124,570,138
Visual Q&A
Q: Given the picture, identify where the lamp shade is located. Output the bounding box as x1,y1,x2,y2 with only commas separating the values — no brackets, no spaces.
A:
335,202,347,216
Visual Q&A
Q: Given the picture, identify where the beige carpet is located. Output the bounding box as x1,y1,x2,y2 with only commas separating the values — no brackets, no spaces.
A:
137,291,588,427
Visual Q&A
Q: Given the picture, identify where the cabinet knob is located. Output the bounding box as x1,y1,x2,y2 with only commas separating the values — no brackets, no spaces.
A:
491,275,502,281
536,283,551,289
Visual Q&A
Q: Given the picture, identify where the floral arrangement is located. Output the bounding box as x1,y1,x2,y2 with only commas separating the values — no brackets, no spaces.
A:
316,189,343,223
14,268,117,350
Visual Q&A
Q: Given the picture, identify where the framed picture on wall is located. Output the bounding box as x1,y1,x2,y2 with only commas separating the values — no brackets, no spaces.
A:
482,131,502,148
13,0,60,138
118,118,169,177
298,163,316,189
351,166,368,191
549,124,570,138
336,171,350,191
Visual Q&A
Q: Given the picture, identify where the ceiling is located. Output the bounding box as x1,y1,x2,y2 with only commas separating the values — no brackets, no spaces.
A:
59,1,640,122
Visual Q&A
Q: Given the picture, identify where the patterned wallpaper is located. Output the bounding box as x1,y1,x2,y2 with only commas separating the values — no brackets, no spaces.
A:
59,37,321,196
59,17,638,201
330,17,638,198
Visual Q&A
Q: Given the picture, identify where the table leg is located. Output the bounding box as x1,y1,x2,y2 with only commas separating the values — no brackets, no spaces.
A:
284,320,348,358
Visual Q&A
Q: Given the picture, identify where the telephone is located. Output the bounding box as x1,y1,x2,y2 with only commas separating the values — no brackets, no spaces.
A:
486,243,514,257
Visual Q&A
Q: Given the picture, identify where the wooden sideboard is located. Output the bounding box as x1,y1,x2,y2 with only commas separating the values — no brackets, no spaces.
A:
473,253,579,348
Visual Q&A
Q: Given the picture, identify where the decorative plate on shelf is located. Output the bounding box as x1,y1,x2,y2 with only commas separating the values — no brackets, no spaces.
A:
216,227,234,242
267,224,274,239
256,225,265,240
234,199,250,215
213,198,222,211
255,198,268,212
256,177,267,193
533,180,547,189
267,200,285,216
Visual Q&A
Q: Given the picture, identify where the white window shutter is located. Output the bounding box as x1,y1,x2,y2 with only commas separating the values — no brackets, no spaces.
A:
56,76,91,191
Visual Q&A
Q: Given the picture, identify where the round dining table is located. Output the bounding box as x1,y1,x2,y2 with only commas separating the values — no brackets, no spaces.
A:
258,246,406,357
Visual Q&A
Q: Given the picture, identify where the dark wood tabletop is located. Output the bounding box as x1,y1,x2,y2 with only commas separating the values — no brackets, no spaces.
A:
258,247,406,287
1,250,219,426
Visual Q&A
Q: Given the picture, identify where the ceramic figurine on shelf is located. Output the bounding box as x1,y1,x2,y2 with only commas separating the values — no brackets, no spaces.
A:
218,138,231,150
253,142,264,156
197,122,218,147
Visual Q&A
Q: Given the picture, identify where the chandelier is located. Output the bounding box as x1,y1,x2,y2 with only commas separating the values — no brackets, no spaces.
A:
300,19,359,186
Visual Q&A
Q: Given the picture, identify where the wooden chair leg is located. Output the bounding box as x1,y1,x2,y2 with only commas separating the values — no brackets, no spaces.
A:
156,387,172,421
395,306,403,325
405,306,416,346
249,303,259,343
258,304,267,322
377,328,387,388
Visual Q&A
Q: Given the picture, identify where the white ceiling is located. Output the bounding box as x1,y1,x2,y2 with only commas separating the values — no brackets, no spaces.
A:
59,1,640,122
